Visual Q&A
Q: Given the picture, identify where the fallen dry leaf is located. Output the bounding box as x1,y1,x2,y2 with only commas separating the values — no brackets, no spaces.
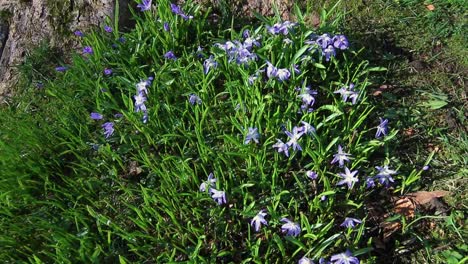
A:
407,191,450,205
394,197,416,219
381,221,402,242
403,128,415,136
426,4,435,11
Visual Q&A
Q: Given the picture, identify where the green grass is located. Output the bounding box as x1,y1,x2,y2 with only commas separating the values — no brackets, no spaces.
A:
1,0,466,263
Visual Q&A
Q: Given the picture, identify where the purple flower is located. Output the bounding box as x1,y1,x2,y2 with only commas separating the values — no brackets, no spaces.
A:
248,75,258,85
334,83,358,105
285,126,304,151
340,217,362,228
366,177,376,188
281,218,301,237
118,37,126,43
293,64,301,74
189,94,202,105
136,80,149,96
298,121,315,135
102,122,114,138
104,68,113,75
330,250,360,264
83,46,93,55
337,167,359,189
266,61,278,79
267,21,297,35
306,170,318,180
55,66,68,72
272,139,290,157
90,112,103,120
299,256,314,264
170,3,193,20
317,34,332,49
199,172,216,192
210,188,227,205
375,165,397,187
276,68,291,81
242,29,250,39
251,210,268,232
74,30,84,37
104,25,113,33
375,118,389,138
331,145,351,167
333,35,349,50
114,113,123,118
170,3,182,14
244,127,260,144
163,22,170,32
323,45,336,61
203,56,218,74
164,51,177,60
422,165,430,171
134,93,147,112
137,0,152,11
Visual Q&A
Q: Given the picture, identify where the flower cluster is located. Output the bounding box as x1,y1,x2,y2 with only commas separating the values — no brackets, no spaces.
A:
90,112,115,138
272,121,315,156
305,33,349,61
199,173,226,205
215,35,260,66
297,86,318,113
266,61,291,81
134,77,152,123
334,83,359,105
266,21,297,35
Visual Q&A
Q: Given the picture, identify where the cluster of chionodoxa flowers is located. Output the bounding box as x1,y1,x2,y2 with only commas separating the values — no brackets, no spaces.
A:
55,1,402,262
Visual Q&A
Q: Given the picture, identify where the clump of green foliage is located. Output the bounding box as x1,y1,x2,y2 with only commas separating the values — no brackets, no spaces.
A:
1,0,438,263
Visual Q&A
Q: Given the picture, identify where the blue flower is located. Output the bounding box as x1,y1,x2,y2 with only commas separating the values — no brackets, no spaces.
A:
170,3,193,20
334,83,358,104
203,56,218,74
276,68,291,81
333,35,349,50
266,61,278,79
55,66,68,72
375,165,397,187
272,139,290,157
134,92,147,113
163,22,170,32
104,25,113,33
299,256,314,264
323,45,336,61
189,94,202,105
210,188,227,205
83,46,93,54
375,118,389,138
298,121,315,135
337,167,359,189
251,210,268,232
104,68,113,75
330,250,359,264
74,30,84,37
281,218,301,237
102,122,114,138
306,170,318,180
331,145,351,167
137,0,152,11
199,172,216,192
267,21,297,35
285,126,304,151
244,127,260,144
366,177,376,188
317,33,332,49
340,217,362,228
90,112,103,120
164,51,177,60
